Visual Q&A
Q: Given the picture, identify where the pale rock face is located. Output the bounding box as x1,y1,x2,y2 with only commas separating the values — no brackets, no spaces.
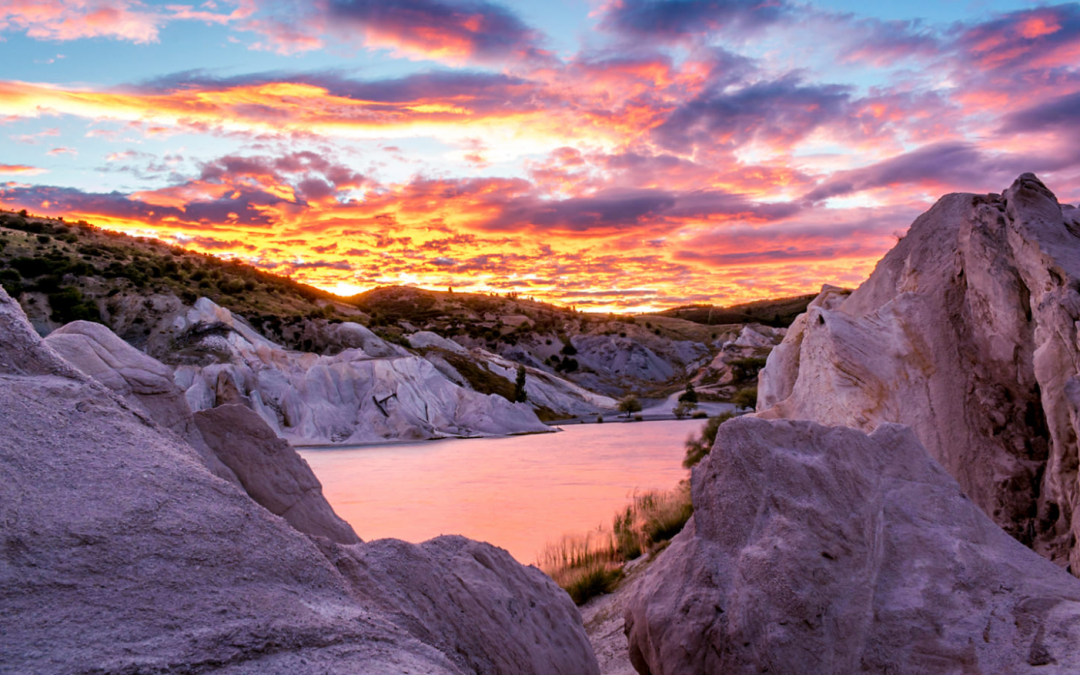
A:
571,334,676,382
193,404,361,544
44,320,240,485
479,348,618,416
625,416,1080,675
0,285,600,674
43,321,361,544
698,323,787,389
165,298,549,444
408,330,469,354
758,175,1080,571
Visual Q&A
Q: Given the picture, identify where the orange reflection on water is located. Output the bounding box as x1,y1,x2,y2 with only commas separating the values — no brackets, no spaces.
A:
299,419,698,564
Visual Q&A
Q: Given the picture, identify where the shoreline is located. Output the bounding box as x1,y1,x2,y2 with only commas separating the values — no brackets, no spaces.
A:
293,414,729,451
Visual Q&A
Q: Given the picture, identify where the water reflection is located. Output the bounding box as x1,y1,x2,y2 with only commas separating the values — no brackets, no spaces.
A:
299,419,699,564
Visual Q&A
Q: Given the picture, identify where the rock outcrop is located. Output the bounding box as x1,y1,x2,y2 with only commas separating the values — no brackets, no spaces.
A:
167,298,550,444
625,416,1080,674
44,319,240,485
43,320,359,544
194,404,360,544
758,174,1080,571
0,285,599,674
694,323,786,396
320,536,599,675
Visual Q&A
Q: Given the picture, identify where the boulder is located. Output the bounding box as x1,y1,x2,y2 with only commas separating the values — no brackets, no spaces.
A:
758,175,1080,570
44,319,240,485
193,404,360,544
0,285,599,674
625,416,1080,674
319,536,600,675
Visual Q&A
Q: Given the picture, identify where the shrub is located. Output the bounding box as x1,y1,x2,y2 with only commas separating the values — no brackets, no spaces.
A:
513,364,528,403
48,287,101,324
617,394,642,417
560,341,577,356
683,412,734,468
678,381,698,404
730,356,768,383
672,400,695,419
732,386,757,411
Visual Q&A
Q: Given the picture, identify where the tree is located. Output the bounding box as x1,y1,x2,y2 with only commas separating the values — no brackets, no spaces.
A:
513,364,528,403
617,394,643,417
672,400,695,419
678,381,698,404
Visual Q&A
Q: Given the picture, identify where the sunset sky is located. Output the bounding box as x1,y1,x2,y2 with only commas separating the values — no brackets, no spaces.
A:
2,0,1080,310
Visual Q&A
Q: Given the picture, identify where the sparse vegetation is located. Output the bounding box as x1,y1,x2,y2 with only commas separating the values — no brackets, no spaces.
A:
732,386,758,411
513,364,528,403
730,356,769,384
537,531,622,605
683,412,734,468
659,294,817,328
672,400,696,419
539,482,693,604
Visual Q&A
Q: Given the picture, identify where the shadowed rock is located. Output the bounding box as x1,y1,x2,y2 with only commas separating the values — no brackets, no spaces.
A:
194,404,360,544
758,174,1080,571
0,286,599,674
319,536,600,675
625,416,1080,674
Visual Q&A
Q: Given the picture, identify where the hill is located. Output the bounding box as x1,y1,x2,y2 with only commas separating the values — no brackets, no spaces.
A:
656,294,818,327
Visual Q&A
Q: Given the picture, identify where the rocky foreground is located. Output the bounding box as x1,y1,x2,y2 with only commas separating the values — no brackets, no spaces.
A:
621,175,1080,674
0,285,598,674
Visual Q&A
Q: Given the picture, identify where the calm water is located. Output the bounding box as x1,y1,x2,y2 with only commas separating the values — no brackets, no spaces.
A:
299,419,702,564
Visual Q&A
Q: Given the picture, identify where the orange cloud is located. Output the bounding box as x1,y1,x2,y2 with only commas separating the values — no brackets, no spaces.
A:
0,164,46,175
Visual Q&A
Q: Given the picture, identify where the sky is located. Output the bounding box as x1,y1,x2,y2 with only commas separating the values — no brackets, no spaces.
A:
2,0,1080,311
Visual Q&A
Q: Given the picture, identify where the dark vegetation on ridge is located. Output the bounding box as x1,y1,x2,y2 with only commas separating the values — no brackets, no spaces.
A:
660,293,817,327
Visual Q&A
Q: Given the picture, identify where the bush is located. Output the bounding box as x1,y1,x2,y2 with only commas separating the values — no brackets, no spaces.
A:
513,364,528,403
48,287,101,324
672,400,696,419
730,357,768,383
617,394,642,417
560,341,577,356
540,482,694,604
678,381,698,404
683,412,734,468
732,386,757,411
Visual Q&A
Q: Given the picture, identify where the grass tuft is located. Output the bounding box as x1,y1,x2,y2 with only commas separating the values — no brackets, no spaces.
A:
539,481,693,605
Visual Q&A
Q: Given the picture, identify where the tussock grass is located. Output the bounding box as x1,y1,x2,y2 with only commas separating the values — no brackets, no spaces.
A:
538,530,622,605
539,482,693,605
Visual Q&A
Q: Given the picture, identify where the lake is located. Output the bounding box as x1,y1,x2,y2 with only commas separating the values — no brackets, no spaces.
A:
299,419,704,564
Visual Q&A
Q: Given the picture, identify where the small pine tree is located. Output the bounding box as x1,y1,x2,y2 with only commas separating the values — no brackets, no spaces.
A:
513,364,528,403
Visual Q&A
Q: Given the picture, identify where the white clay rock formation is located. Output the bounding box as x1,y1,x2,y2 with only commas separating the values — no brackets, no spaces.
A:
624,416,1080,674
0,285,599,674
758,174,1080,572
165,298,550,444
